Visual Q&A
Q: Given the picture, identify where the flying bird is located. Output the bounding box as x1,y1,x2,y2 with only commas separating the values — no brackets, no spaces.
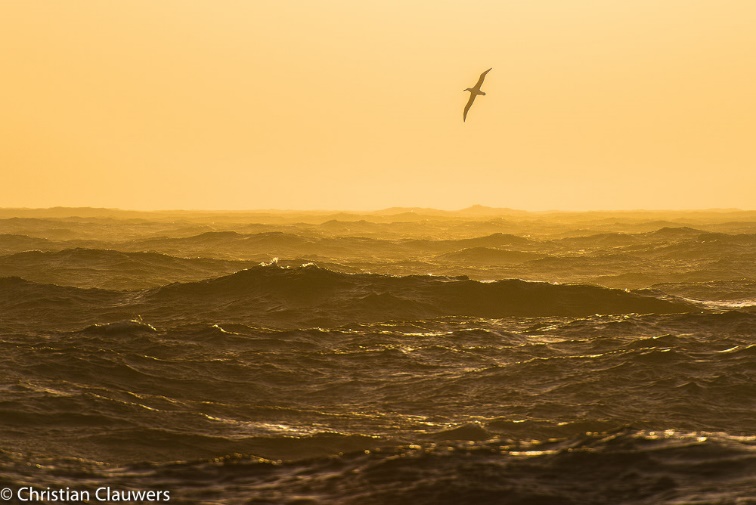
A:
463,68,492,122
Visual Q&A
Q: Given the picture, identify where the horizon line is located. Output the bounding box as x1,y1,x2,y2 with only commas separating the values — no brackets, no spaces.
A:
0,205,753,214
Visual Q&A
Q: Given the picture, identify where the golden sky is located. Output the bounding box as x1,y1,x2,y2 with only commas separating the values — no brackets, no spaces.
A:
1,1,754,211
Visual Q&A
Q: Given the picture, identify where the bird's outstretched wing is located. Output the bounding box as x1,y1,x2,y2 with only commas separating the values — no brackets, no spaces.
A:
463,93,477,122
474,68,492,89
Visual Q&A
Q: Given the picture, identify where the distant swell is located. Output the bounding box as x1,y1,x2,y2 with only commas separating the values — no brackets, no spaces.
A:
146,264,693,326
0,265,695,330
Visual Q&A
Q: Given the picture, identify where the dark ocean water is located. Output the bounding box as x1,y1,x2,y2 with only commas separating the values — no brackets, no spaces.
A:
1,212,755,504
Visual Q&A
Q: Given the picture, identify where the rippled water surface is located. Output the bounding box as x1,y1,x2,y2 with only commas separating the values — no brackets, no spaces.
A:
1,210,754,503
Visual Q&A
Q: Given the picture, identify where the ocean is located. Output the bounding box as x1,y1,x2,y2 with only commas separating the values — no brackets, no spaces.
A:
0,209,754,504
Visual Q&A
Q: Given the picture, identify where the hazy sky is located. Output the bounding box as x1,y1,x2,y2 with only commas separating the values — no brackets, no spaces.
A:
1,1,754,211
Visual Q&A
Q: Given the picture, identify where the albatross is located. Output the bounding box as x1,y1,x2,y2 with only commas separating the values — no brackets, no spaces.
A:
463,68,492,122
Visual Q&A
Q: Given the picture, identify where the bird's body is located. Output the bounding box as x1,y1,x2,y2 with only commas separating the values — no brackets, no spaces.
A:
463,68,492,122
